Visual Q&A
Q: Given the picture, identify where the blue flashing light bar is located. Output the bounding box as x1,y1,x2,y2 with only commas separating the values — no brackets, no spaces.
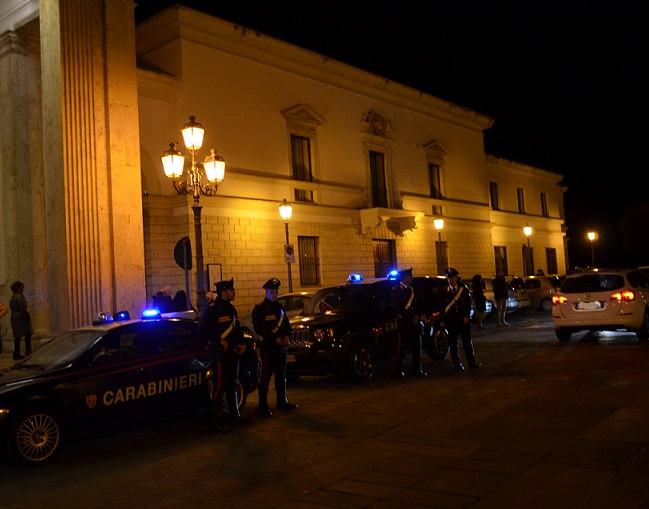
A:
386,269,399,280
347,273,364,283
142,308,162,320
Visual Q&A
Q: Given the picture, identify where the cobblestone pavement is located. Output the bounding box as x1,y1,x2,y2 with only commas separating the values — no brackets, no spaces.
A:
1,311,648,508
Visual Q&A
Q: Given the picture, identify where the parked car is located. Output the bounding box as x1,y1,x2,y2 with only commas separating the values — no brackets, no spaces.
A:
287,277,399,382
0,309,259,467
524,275,562,311
240,291,315,340
552,268,649,342
507,277,532,310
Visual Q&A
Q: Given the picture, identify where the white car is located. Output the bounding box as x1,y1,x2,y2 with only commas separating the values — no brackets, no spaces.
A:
524,275,562,311
240,291,315,340
483,278,519,318
552,268,649,342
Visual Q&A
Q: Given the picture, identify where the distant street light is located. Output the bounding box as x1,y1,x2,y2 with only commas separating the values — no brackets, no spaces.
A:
434,218,447,275
279,199,294,292
161,116,225,314
587,231,596,267
523,225,533,276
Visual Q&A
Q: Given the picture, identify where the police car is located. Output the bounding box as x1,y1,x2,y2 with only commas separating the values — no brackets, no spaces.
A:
0,309,258,467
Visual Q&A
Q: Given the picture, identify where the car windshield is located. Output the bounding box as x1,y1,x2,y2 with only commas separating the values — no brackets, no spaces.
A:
561,274,625,293
302,286,372,315
17,329,105,370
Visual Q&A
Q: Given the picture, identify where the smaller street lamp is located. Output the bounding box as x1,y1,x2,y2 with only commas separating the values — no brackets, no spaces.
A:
279,199,294,292
433,218,444,242
587,231,596,267
523,225,533,276
434,218,446,275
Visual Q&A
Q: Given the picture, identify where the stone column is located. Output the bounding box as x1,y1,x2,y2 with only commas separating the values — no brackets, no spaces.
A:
40,0,145,331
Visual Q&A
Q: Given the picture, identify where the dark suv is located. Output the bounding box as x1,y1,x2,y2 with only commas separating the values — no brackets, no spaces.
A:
287,275,449,382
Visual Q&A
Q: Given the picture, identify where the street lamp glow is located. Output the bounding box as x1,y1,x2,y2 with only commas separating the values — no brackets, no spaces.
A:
587,231,596,242
523,224,533,276
433,218,444,232
523,225,533,238
279,199,294,292
160,116,225,314
587,231,596,267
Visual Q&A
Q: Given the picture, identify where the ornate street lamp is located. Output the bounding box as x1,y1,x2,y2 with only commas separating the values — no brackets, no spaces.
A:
279,199,294,292
523,225,533,276
587,231,596,267
161,116,225,314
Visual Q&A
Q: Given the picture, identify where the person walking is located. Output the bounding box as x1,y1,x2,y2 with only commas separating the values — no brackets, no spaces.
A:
9,281,32,360
152,285,174,313
252,278,298,416
440,268,481,371
198,278,249,427
492,269,510,327
391,267,427,380
472,274,487,329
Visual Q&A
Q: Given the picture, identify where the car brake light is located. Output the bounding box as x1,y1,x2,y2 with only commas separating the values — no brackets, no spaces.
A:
552,295,568,305
610,290,635,302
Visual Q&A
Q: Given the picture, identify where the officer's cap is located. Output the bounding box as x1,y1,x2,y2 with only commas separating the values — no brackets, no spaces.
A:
215,278,235,293
445,267,459,277
398,267,413,278
262,278,281,290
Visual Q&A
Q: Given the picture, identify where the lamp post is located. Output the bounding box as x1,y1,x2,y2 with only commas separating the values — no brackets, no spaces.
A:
161,116,225,315
587,231,596,267
434,218,446,274
279,199,293,292
523,225,533,276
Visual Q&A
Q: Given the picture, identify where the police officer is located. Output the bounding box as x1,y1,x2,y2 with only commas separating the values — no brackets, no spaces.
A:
252,278,298,416
391,267,427,380
198,278,249,426
441,268,481,371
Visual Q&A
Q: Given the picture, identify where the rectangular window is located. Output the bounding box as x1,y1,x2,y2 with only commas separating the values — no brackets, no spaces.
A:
369,150,388,208
372,239,396,278
298,236,320,286
489,182,499,210
494,246,508,275
546,248,558,275
517,188,525,214
429,163,442,216
290,135,313,202
541,192,548,217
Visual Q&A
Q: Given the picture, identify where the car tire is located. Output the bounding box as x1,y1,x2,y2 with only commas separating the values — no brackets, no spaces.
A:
7,405,63,467
635,309,649,341
423,328,450,361
345,341,374,383
540,298,552,312
555,329,571,342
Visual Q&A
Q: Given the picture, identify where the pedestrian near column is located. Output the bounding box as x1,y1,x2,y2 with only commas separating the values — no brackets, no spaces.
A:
10,281,32,360
391,267,427,380
472,274,487,329
198,278,249,428
492,269,510,327
252,278,298,416
441,268,481,371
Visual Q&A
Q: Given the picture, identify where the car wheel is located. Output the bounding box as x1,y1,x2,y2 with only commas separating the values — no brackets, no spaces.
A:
540,298,552,312
220,379,247,413
345,341,374,383
424,328,450,360
555,329,571,342
635,309,649,341
7,406,63,467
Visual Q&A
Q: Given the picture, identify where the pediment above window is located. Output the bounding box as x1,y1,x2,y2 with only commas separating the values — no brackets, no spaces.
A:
282,104,324,128
360,207,425,236
423,140,448,159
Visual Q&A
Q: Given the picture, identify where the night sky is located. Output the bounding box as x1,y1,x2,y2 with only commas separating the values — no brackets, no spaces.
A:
135,1,649,269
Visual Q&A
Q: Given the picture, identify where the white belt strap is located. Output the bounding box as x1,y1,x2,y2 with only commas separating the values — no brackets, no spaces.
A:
445,286,464,313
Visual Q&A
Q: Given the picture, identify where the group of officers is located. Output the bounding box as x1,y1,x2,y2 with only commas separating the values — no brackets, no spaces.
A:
198,276,298,430
392,266,481,378
197,265,481,431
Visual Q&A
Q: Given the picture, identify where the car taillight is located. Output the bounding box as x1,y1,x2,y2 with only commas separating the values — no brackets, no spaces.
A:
610,290,635,302
552,295,568,305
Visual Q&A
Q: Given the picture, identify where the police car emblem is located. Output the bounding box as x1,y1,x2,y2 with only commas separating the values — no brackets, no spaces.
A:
86,394,97,409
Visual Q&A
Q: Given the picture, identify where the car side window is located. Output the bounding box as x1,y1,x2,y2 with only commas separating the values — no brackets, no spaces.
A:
156,322,202,352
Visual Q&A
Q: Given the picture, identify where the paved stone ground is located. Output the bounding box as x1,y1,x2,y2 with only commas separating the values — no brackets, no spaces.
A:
1,313,648,508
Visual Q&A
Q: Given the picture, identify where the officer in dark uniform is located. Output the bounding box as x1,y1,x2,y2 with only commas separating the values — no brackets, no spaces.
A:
198,278,249,426
252,278,298,416
440,267,481,371
391,267,427,380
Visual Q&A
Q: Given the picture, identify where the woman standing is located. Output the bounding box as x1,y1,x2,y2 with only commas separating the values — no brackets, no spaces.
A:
10,281,32,360
472,274,487,329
